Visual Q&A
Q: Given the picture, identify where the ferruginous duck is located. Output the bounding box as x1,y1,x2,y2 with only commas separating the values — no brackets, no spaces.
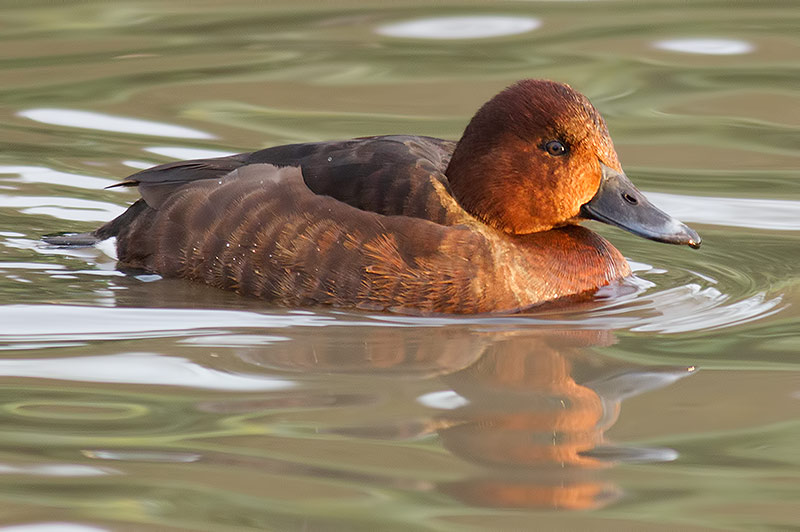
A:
46,79,700,314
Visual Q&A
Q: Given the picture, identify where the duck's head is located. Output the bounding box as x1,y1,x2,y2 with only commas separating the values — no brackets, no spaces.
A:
446,79,700,248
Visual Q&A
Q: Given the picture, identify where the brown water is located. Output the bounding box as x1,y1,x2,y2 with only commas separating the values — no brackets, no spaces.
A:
1,1,799,530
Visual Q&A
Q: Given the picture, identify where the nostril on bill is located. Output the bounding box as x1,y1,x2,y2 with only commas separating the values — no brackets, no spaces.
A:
622,192,638,205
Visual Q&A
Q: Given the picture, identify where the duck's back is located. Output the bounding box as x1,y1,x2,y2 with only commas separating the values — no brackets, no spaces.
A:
113,135,465,225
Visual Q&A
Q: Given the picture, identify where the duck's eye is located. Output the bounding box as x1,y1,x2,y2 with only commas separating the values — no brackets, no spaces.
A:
544,140,568,157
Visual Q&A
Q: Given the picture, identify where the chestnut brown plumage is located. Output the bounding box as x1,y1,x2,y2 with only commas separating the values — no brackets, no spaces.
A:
47,79,700,314
447,80,619,234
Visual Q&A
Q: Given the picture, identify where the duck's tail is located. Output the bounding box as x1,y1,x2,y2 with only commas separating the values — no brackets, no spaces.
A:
42,198,149,247
42,232,102,246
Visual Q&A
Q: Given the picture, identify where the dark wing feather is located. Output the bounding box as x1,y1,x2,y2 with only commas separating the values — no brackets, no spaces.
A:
245,135,462,224
106,135,464,223
108,155,250,209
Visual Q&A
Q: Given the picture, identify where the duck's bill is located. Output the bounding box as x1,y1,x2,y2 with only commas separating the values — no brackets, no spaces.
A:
581,163,701,249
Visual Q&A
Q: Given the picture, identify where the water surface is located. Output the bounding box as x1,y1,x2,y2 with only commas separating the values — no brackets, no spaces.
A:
0,1,799,530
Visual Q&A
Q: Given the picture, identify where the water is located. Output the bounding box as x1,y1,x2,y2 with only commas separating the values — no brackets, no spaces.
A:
1,1,799,530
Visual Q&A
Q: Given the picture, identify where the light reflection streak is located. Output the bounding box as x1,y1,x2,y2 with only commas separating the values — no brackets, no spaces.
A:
18,108,213,139
0,194,124,222
0,165,115,190
0,524,109,532
144,146,237,160
646,192,800,231
377,16,541,39
0,353,294,391
654,38,754,55
0,463,118,477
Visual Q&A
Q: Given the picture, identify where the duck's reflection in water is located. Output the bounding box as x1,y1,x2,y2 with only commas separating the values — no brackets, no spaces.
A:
237,325,695,510
435,331,693,509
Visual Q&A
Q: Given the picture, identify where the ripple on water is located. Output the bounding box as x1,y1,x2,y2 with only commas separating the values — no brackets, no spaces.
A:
588,283,783,334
